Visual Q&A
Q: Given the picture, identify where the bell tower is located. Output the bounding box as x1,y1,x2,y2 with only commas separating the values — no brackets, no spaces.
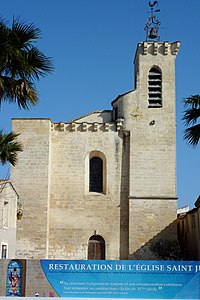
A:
129,2,180,257
128,39,180,257
112,1,180,258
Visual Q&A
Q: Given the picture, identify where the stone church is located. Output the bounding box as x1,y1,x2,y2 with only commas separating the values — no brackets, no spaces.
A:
11,11,180,260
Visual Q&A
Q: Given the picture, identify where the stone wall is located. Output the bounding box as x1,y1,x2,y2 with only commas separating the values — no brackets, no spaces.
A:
129,199,177,259
12,118,125,259
11,119,52,258
25,260,58,297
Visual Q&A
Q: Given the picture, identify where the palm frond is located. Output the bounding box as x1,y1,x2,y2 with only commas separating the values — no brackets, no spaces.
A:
183,124,200,147
183,95,200,108
182,108,200,126
0,76,38,109
12,18,41,47
0,130,23,166
182,94,200,147
0,17,53,109
25,47,54,79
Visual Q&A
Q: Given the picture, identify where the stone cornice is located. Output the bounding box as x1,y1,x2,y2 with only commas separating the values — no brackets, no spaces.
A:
51,119,124,132
142,41,180,56
134,41,180,62
129,196,178,200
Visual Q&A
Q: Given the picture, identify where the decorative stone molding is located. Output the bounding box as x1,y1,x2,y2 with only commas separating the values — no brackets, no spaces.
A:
82,123,88,131
51,122,117,132
60,122,65,131
104,123,110,131
93,122,98,132
143,42,148,55
129,196,178,200
141,41,180,56
116,118,124,131
164,42,169,55
171,41,181,55
71,122,76,131
153,42,158,55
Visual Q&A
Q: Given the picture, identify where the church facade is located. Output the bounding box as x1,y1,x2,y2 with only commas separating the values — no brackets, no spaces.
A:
11,41,180,260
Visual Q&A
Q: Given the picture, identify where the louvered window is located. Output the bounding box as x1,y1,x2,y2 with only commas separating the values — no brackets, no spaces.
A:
148,67,162,107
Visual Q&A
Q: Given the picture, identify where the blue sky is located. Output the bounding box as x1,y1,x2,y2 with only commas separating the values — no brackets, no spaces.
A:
0,0,199,209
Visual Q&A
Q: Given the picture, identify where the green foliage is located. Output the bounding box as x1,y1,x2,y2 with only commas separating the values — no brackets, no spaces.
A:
0,17,53,109
0,130,23,166
182,95,200,147
150,239,182,260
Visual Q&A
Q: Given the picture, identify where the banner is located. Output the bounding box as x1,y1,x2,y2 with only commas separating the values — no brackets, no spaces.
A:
40,260,200,299
1,260,199,299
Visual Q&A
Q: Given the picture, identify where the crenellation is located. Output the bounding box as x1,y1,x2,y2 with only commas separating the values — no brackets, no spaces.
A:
164,41,169,55
104,123,110,131
51,121,115,132
71,122,76,131
153,42,158,55
93,122,98,131
82,122,87,131
171,41,181,55
143,42,148,55
139,41,180,57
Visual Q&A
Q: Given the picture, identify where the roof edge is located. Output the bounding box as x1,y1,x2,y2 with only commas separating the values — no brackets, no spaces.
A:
111,90,133,106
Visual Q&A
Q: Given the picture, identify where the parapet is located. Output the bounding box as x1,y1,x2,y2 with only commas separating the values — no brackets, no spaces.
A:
51,118,124,132
134,41,180,59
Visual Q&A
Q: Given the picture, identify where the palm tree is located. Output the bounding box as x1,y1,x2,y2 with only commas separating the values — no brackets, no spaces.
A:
182,95,200,147
0,17,53,109
0,130,23,166
0,17,53,167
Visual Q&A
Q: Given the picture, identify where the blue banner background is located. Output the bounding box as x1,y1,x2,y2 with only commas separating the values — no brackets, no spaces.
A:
40,260,200,299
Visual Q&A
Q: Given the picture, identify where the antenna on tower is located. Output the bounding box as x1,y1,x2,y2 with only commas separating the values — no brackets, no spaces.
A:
144,1,161,41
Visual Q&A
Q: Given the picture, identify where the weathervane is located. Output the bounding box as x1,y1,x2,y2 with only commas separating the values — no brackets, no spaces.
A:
144,1,161,41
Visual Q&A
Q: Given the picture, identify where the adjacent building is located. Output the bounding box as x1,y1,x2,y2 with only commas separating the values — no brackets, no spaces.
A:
0,180,19,259
177,196,200,260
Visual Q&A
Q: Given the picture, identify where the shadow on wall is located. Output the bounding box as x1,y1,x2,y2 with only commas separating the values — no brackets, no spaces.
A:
129,220,182,260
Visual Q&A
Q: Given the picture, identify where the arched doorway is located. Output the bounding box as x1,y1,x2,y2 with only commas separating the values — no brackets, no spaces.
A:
88,235,105,260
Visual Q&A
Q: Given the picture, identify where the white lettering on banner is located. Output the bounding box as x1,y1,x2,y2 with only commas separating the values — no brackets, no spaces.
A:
47,262,200,273
195,265,200,273
49,263,113,271
167,264,193,272
128,264,165,272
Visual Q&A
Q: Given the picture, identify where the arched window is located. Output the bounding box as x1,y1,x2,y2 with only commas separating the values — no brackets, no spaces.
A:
88,235,105,260
89,157,103,193
6,260,23,297
148,67,162,107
